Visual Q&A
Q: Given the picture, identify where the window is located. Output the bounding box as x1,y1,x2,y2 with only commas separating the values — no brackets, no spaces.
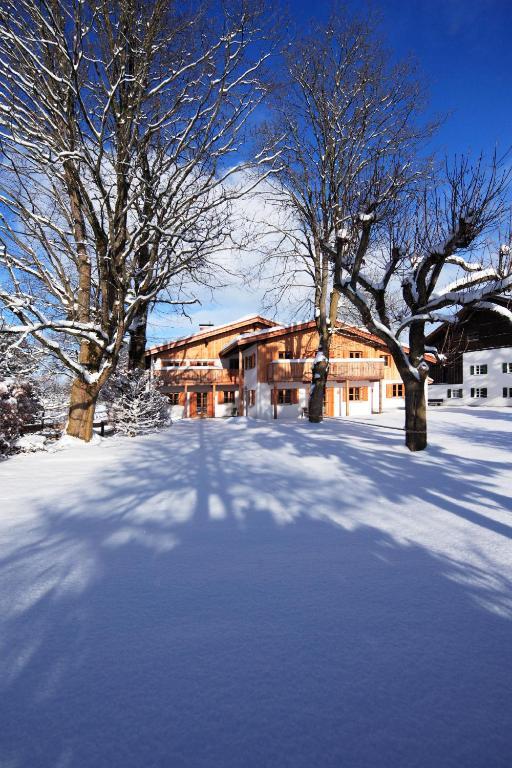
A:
391,383,404,398
349,351,363,359
221,390,235,404
248,390,256,407
380,354,390,367
349,387,361,401
168,392,180,406
502,362,512,374
196,392,208,413
469,364,487,375
278,350,293,359
276,389,299,405
229,357,239,371
470,388,487,398
503,387,512,398
243,353,256,370
447,389,463,399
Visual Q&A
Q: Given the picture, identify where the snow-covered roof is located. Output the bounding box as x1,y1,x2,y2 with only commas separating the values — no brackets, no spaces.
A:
145,315,278,355
219,325,285,354
219,319,394,356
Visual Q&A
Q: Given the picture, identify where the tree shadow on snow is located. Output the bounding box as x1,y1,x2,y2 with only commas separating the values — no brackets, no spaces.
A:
0,418,511,768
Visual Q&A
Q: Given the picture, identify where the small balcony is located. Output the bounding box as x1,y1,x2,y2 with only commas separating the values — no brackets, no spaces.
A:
154,366,239,386
267,359,385,383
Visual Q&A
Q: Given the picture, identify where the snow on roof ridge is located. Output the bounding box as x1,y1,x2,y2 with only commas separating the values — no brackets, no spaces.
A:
146,314,276,353
219,325,285,354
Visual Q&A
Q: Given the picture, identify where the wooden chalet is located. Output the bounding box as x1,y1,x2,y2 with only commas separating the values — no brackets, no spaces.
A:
145,315,409,419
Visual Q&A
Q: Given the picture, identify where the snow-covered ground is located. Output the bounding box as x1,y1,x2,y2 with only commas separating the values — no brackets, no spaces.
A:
1,408,511,768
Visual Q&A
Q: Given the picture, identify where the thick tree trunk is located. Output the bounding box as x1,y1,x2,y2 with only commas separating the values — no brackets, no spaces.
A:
128,306,148,370
66,340,102,442
309,355,329,422
66,378,99,441
404,378,427,451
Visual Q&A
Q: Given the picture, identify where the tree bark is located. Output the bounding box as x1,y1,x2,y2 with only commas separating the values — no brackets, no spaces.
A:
404,377,427,451
66,340,101,442
309,358,329,422
67,377,99,441
128,305,148,370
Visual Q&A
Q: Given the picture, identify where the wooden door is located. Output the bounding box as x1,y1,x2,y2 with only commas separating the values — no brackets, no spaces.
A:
195,391,208,417
207,391,215,418
324,386,335,417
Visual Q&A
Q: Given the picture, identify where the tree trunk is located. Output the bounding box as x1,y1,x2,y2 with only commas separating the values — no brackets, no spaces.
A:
309,356,329,422
404,378,427,451
128,305,148,370
66,340,102,442
67,378,99,441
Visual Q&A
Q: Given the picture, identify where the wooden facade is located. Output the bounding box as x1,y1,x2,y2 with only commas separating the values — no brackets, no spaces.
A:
146,315,408,419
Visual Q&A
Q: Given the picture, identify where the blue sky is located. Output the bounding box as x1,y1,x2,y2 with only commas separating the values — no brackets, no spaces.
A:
147,0,512,344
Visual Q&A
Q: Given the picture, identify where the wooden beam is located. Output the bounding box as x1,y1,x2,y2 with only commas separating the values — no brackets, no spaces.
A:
379,380,383,414
238,349,244,416
345,379,350,417
273,386,278,419
184,384,188,418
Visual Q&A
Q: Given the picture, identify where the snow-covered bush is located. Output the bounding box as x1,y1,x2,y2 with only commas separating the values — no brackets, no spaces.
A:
13,433,48,453
104,370,170,437
0,377,41,455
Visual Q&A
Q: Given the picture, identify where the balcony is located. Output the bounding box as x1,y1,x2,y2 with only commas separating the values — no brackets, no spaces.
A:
267,359,385,383
154,366,239,386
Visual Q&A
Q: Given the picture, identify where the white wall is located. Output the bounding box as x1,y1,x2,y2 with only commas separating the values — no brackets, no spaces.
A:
169,404,185,421
168,392,239,419
215,397,238,418
382,379,405,410
429,347,512,407
464,348,512,406
251,382,306,420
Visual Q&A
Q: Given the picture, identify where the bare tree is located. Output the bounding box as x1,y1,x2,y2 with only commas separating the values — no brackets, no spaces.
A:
325,154,511,449
257,13,433,422
0,0,277,441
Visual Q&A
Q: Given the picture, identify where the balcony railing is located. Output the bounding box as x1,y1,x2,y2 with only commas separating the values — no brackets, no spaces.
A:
154,367,239,386
267,359,385,383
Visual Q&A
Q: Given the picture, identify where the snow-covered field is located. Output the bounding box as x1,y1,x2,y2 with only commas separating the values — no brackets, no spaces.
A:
1,408,511,768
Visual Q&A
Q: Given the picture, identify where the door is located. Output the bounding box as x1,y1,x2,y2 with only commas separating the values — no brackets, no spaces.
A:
196,391,208,417
324,387,335,417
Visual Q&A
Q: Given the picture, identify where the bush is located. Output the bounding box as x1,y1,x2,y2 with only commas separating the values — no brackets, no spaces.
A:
104,370,170,437
0,378,41,455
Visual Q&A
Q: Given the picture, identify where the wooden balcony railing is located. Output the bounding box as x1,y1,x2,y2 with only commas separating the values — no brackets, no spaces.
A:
267,360,385,383
154,367,239,386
